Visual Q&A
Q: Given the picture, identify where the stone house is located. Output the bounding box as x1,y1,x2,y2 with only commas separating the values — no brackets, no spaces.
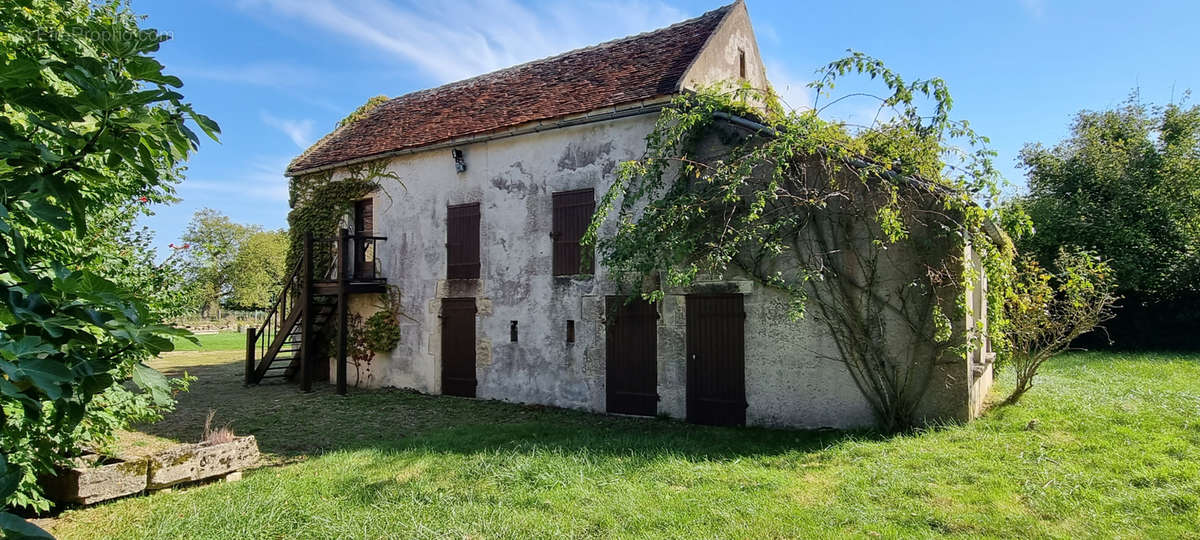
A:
253,1,995,429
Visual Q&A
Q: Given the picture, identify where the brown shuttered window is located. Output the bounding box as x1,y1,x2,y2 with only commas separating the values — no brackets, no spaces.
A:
552,188,594,276
446,203,481,279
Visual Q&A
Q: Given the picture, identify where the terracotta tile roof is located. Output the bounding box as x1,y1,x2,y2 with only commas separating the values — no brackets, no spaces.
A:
286,3,734,175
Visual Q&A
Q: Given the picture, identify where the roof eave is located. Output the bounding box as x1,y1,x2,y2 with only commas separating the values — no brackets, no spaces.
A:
285,97,675,178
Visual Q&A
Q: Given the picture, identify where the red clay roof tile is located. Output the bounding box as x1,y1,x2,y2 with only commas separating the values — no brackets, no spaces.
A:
286,3,733,175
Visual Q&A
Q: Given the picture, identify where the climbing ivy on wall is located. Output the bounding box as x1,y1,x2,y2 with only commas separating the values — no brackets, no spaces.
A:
364,310,402,352
285,161,400,274
585,52,1018,432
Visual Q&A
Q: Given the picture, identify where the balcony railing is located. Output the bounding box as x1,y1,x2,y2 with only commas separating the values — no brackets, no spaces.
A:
314,230,387,283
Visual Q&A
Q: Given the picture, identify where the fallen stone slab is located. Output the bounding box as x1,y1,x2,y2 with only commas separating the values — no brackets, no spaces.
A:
42,456,148,505
146,436,259,490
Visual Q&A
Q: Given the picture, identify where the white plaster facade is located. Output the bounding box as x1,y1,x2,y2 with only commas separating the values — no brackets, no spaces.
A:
330,113,878,428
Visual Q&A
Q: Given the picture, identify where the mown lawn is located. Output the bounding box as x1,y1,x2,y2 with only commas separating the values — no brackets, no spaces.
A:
169,331,247,352
46,351,1200,539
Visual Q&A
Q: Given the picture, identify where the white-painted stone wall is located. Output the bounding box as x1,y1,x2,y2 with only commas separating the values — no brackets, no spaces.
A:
332,116,657,415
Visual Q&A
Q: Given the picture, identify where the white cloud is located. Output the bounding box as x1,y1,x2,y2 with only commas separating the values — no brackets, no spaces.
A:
236,0,687,83
1018,0,1045,20
764,61,812,113
260,111,314,149
756,23,780,46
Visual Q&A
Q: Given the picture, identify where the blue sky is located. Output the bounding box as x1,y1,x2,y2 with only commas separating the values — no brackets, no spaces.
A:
137,0,1200,253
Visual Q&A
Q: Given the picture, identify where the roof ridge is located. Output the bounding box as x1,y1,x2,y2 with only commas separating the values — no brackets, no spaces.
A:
375,2,735,110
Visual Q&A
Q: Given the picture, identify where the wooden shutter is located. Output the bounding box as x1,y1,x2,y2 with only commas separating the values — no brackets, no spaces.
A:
446,203,481,279
551,188,594,276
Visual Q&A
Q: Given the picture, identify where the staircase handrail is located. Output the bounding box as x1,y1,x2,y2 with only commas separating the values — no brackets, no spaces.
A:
254,256,304,340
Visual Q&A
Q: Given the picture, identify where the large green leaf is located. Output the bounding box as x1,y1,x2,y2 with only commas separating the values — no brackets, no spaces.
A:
189,111,221,141
0,355,71,400
131,362,171,406
0,58,43,89
0,455,20,500
0,512,54,539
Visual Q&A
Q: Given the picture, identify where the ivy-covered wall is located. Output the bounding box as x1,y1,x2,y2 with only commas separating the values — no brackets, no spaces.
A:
285,163,397,275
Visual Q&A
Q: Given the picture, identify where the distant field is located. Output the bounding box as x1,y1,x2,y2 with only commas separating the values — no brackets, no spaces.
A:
170,331,247,352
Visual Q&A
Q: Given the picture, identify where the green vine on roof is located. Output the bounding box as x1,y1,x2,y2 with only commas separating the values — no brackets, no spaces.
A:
337,95,389,129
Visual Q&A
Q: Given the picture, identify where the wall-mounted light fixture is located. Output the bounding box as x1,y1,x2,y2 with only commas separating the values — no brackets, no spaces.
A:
452,148,467,173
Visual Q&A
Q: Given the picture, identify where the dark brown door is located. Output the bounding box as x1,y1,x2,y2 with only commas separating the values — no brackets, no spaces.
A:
446,203,481,279
441,298,477,397
606,297,658,416
686,295,746,426
353,199,373,280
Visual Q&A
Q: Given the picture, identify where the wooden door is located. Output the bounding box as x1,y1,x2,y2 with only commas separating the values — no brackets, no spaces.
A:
606,297,658,416
686,295,746,426
353,199,373,280
440,298,477,397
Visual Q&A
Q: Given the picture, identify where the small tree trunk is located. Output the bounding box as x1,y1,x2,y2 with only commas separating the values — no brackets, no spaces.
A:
1003,372,1035,406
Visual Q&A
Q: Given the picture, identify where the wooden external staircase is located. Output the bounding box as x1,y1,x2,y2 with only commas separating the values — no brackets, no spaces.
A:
244,230,386,394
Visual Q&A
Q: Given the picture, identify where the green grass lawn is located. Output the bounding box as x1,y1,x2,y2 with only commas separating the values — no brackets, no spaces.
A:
169,331,247,352
46,351,1200,539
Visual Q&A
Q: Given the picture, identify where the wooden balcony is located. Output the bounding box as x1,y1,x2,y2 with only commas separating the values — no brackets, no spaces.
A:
312,233,388,294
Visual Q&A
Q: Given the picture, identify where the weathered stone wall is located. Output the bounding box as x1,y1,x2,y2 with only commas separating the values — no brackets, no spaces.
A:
334,116,656,416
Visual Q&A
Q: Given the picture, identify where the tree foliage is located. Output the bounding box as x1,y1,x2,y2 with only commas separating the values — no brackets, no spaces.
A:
1002,251,1118,404
1016,96,1200,299
587,53,1011,432
176,209,290,315
228,229,289,310
179,208,255,316
0,0,217,520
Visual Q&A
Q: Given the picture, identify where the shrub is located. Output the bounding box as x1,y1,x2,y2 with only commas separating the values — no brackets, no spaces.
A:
364,311,402,353
1002,251,1118,404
